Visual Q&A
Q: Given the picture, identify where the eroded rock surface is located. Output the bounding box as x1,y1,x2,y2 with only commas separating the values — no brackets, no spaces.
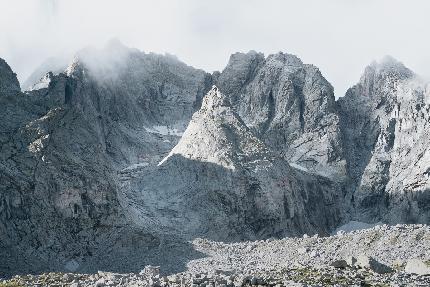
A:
338,56,430,224
0,42,212,275
217,51,346,179
123,87,345,241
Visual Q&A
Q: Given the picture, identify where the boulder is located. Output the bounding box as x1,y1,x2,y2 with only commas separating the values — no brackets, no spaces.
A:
355,255,393,274
330,260,348,268
405,259,430,275
345,256,357,267
140,265,160,277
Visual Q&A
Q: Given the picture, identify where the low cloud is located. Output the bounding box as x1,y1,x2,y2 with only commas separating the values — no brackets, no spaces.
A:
1,0,429,97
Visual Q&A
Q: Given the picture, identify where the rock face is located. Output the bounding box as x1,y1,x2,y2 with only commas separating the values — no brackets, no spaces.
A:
0,42,212,275
0,58,20,96
217,51,346,179
123,86,345,241
1,43,430,276
338,56,430,224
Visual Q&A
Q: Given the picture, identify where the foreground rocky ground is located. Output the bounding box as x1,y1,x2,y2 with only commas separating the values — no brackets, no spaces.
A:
1,224,430,286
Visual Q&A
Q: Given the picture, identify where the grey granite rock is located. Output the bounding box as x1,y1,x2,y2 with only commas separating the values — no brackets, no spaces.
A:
217,51,346,180
330,259,348,268
123,86,345,241
0,58,20,97
338,56,430,224
355,255,393,274
0,42,212,276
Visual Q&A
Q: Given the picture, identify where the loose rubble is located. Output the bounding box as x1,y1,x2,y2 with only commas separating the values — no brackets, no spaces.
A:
2,224,429,286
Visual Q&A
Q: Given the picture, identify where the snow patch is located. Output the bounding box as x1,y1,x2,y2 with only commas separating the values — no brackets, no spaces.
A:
145,125,184,136
332,221,382,235
123,162,150,171
289,163,309,172
29,74,51,91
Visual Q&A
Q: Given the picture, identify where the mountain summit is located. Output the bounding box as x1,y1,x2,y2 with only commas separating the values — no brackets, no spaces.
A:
0,58,20,96
159,86,272,170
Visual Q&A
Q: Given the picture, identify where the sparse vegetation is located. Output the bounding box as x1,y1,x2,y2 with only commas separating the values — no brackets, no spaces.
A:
0,281,24,287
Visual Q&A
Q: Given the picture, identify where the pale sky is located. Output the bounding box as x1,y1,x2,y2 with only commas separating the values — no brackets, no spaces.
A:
0,0,429,97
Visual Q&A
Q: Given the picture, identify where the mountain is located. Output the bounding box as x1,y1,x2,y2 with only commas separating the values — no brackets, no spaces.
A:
122,86,345,241
0,42,212,275
0,58,20,96
338,56,430,224
0,43,429,276
216,51,346,180
22,55,71,91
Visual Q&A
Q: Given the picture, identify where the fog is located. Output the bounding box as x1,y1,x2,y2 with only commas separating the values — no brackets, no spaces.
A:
1,0,429,97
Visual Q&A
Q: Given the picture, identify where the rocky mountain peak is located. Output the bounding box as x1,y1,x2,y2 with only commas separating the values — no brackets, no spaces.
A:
228,50,264,64
0,58,21,96
265,52,303,68
338,55,430,224
64,40,136,83
372,55,413,77
216,50,344,178
65,57,85,78
159,86,271,170
22,56,70,91
200,85,230,111
217,51,265,95
353,56,415,99
27,71,54,91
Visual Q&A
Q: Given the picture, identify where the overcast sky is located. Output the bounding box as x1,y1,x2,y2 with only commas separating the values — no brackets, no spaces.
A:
1,0,429,97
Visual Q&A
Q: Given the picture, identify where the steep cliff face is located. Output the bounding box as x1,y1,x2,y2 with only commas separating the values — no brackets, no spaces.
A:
0,59,20,96
217,52,346,179
338,56,430,223
57,41,212,167
123,87,345,241
0,43,212,275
